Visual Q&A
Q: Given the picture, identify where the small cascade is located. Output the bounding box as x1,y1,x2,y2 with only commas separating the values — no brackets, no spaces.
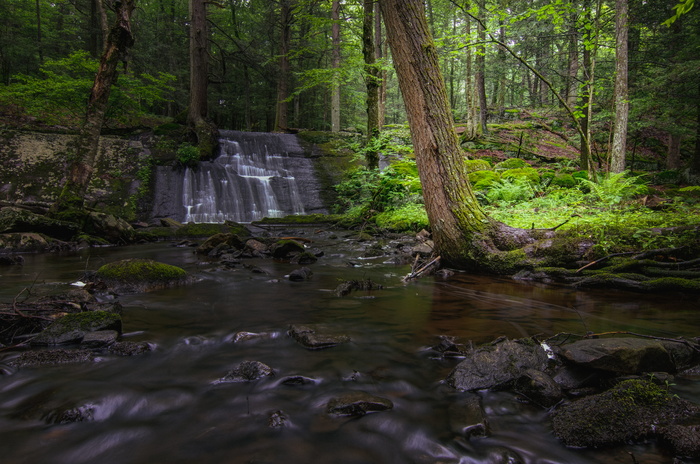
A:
181,137,306,223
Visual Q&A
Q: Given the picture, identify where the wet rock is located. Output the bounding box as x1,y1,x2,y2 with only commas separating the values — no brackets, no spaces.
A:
10,348,95,368
289,267,313,281
160,217,183,228
446,338,549,391
95,258,190,293
558,338,677,374
551,379,700,448
0,232,72,253
279,375,317,386
429,335,469,358
268,410,290,428
0,207,79,241
216,360,274,383
245,238,269,254
31,311,122,346
552,365,607,390
448,394,490,438
0,254,24,265
291,252,318,265
411,241,434,257
108,341,153,356
658,425,700,458
333,279,383,297
513,368,563,407
81,330,119,348
326,390,393,416
84,211,135,244
230,331,275,343
244,264,269,275
271,239,305,260
46,404,96,424
288,324,350,350
196,233,245,256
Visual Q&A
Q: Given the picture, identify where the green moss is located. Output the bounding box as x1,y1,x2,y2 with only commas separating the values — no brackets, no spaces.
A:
54,311,122,332
96,259,187,283
374,204,429,232
254,214,342,225
469,170,500,190
501,167,541,184
494,158,530,171
465,159,492,173
613,379,670,407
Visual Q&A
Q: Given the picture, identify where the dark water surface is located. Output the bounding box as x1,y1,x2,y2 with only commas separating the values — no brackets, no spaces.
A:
1,230,698,464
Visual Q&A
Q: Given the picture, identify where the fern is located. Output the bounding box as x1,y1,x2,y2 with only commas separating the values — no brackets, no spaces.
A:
578,171,648,205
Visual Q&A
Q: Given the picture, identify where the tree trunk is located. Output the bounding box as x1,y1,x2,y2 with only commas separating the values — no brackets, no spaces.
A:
363,0,380,169
330,0,341,132
610,0,629,173
52,0,136,212
667,133,682,170
188,0,218,157
379,0,489,267
375,3,387,128
565,14,579,110
694,81,700,174
475,0,488,134
275,0,293,132
463,14,479,141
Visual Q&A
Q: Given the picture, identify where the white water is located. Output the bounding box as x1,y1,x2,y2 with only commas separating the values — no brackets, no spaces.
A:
182,137,306,223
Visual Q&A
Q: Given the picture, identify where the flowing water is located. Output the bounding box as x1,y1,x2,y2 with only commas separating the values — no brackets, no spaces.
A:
0,230,698,464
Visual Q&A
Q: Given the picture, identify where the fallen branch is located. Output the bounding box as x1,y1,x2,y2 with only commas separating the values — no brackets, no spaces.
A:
403,256,441,281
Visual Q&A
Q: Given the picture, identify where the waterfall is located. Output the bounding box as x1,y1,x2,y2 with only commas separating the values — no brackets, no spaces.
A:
180,133,307,223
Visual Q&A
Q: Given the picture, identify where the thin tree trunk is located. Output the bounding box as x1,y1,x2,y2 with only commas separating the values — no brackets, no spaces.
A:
53,0,136,212
35,0,43,64
565,14,579,109
275,0,293,132
694,81,700,174
610,0,629,173
667,133,682,170
463,13,479,140
379,0,487,267
376,3,387,128
475,0,488,134
363,0,380,169
331,0,341,132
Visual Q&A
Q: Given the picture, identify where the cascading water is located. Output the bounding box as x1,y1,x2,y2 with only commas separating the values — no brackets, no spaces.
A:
151,131,325,223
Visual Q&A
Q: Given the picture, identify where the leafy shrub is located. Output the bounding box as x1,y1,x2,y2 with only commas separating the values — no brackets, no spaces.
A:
501,167,541,184
176,143,200,167
494,158,530,171
465,159,492,172
469,170,500,190
486,178,536,204
578,171,648,205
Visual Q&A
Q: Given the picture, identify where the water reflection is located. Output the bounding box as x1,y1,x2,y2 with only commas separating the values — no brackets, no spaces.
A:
0,238,698,464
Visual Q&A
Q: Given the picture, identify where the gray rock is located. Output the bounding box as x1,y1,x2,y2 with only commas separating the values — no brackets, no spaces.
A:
658,425,700,458
288,324,350,350
326,391,393,416
271,239,305,259
108,341,153,356
216,360,274,383
448,394,490,438
0,207,79,241
558,338,676,374
513,368,563,407
268,410,289,428
31,311,122,346
551,379,700,448
10,349,95,368
81,330,119,348
445,338,548,391
289,267,313,281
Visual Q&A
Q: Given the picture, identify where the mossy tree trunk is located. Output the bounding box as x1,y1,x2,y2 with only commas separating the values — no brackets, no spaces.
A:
363,0,380,169
52,0,136,213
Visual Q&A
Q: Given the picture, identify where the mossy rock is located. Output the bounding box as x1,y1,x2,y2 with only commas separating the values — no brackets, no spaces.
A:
501,167,541,184
465,159,492,173
254,214,341,225
95,258,190,293
0,207,79,241
551,173,577,188
31,311,122,346
469,170,500,190
494,158,530,171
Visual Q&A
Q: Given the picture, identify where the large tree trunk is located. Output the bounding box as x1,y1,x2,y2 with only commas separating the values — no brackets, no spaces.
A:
610,0,629,173
188,0,218,158
379,0,489,268
52,0,136,212
275,0,293,132
330,0,341,132
363,0,380,169
376,3,387,128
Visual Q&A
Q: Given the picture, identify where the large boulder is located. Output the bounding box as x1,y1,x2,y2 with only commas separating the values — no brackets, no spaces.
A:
31,311,122,346
557,338,681,374
551,379,700,448
95,258,190,293
0,207,79,241
445,338,549,391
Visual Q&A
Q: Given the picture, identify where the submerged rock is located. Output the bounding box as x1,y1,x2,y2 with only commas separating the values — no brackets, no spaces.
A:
551,379,700,448
333,279,383,297
288,267,313,281
445,338,549,391
448,394,490,438
326,391,393,416
107,341,153,356
288,324,350,350
95,258,190,293
10,348,95,368
557,338,678,374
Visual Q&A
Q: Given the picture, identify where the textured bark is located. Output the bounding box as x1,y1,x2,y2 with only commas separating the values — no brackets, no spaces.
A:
363,0,380,168
475,0,488,134
565,13,579,109
610,0,629,173
463,15,479,141
330,0,341,132
188,0,208,128
379,0,488,267
275,0,293,132
375,3,387,128
53,0,136,212
667,133,682,170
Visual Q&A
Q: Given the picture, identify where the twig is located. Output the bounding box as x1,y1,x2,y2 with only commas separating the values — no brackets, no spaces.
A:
575,251,638,273
403,256,441,281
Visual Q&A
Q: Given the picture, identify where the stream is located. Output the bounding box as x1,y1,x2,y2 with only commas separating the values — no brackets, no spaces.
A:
1,227,698,464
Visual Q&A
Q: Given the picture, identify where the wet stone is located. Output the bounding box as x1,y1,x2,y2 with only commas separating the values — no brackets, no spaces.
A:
108,341,153,356
10,349,95,368
448,394,490,438
280,375,317,386
658,425,700,458
81,330,119,348
513,368,563,407
288,324,350,350
216,360,274,383
557,338,675,374
326,390,393,417
268,410,290,428
288,267,313,281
